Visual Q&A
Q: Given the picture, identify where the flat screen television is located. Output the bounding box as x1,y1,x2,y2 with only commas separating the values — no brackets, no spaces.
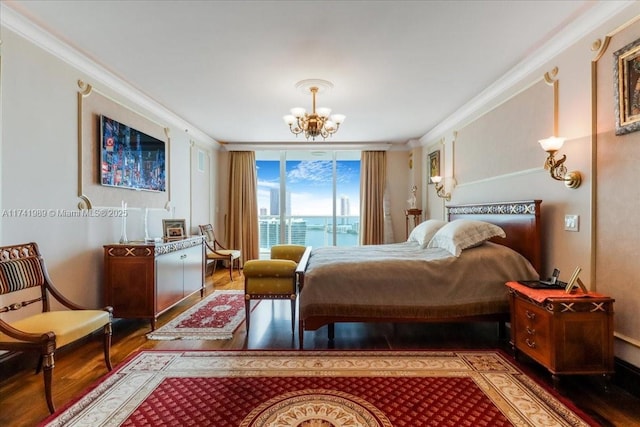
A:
100,115,166,192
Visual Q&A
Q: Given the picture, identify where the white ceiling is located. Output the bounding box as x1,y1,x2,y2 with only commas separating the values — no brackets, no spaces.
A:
1,1,630,147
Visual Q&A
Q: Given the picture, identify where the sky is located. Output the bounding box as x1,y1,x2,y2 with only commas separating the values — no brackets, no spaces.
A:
257,159,360,216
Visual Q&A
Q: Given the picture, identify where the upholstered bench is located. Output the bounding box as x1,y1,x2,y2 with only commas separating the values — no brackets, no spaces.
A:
0,242,113,413
243,244,308,334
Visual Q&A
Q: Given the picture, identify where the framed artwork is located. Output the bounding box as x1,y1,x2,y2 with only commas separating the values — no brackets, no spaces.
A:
162,219,186,239
428,150,440,183
614,37,640,135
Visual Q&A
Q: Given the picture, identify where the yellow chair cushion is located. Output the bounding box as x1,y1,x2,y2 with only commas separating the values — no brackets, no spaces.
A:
0,310,111,347
206,249,241,260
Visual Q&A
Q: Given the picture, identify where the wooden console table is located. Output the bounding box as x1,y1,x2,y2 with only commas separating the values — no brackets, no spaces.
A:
405,208,422,238
103,236,205,330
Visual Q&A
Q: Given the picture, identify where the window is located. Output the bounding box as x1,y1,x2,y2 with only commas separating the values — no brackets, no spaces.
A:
256,151,360,256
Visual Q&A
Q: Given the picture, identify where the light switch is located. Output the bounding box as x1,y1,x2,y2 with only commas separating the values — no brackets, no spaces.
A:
564,214,579,232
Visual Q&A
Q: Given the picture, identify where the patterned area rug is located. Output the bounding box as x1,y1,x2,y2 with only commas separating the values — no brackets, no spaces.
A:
40,350,597,427
146,290,246,340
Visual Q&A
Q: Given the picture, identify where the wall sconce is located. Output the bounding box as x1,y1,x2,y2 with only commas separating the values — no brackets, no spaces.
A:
538,137,582,189
430,176,451,201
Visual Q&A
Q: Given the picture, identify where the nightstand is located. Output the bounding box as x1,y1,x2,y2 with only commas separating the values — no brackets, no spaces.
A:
405,209,422,238
506,281,615,387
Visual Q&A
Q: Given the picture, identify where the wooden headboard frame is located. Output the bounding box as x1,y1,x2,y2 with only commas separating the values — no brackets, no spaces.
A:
447,200,542,274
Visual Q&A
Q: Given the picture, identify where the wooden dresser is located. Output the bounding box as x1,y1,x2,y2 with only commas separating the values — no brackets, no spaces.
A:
104,236,204,330
506,281,615,386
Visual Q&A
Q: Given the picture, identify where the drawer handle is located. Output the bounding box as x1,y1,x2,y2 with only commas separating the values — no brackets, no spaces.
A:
525,310,536,320
526,326,535,335
525,338,536,348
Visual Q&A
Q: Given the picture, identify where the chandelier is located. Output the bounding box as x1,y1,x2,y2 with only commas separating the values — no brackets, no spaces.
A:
283,79,345,141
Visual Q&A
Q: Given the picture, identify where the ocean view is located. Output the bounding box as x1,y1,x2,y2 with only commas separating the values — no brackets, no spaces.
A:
259,215,359,252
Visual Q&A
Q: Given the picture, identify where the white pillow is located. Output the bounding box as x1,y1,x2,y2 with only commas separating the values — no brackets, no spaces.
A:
407,220,447,248
427,219,506,256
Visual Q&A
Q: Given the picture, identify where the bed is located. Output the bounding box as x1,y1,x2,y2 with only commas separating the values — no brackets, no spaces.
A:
296,200,542,348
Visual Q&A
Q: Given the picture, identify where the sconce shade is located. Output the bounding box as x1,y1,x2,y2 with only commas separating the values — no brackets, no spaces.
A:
538,136,581,189
539,136,565,152
430,176,450,201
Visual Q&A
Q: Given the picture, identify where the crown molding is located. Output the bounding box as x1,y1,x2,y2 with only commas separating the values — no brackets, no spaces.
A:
224,142,392,152
420,1,636,145
0,3,218,147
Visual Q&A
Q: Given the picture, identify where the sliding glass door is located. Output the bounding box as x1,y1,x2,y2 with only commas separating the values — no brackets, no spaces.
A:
256,151,360,257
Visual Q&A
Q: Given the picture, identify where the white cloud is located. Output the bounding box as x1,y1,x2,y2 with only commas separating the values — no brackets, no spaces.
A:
287,160,333,183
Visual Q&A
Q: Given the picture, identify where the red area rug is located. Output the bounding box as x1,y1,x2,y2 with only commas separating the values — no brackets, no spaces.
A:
40,350,597,426
146,290,246,340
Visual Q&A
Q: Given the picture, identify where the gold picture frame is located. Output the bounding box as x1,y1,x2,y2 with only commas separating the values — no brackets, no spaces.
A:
162,219,186,240
614,37,640,135
428,150,440,183
564,266,588,293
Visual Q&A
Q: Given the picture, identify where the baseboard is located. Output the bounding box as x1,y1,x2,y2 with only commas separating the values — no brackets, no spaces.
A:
613,357,640,398
0,350,39,382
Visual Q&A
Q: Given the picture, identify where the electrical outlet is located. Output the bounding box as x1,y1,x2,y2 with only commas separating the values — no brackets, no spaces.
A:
564,214,579,232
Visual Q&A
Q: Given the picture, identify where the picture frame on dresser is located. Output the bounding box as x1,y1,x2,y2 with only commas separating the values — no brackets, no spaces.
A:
166,227,184,240
162,219,186,239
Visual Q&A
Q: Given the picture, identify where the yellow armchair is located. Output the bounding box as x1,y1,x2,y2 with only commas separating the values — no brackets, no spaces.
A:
243,245,308,335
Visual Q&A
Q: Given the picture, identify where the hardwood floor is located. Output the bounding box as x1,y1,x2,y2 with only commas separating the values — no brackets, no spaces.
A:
1,269,639,426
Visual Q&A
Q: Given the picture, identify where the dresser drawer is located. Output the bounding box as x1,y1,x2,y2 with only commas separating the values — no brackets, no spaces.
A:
513,297,551,366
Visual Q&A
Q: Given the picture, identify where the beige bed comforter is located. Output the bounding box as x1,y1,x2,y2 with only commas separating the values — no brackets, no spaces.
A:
299,242,539,322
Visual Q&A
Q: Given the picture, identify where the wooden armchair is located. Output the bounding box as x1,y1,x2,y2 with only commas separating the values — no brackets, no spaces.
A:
0,242,113,413
243,245,309,335
199,224,241,281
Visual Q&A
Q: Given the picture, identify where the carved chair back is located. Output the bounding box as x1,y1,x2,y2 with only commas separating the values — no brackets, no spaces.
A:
0,242,50,313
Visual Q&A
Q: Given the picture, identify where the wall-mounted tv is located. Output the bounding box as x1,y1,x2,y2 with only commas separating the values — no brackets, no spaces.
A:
100,115,166,192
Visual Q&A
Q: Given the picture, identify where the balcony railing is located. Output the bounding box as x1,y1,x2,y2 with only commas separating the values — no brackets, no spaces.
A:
258,215,360,257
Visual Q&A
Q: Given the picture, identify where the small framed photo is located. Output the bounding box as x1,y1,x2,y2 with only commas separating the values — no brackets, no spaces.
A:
428,150,440,183
614,37,640,135
162,219,186,239
167,227,184,238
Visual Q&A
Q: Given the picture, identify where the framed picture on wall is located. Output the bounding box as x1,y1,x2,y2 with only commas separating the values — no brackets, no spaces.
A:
614,37,640,135
428,150,440,183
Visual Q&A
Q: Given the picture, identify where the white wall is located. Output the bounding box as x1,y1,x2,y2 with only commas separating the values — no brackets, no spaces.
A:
0,27,217,319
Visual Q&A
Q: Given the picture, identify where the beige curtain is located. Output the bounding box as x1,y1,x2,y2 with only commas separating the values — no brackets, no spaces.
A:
227,151,259,263
360,151,386,245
